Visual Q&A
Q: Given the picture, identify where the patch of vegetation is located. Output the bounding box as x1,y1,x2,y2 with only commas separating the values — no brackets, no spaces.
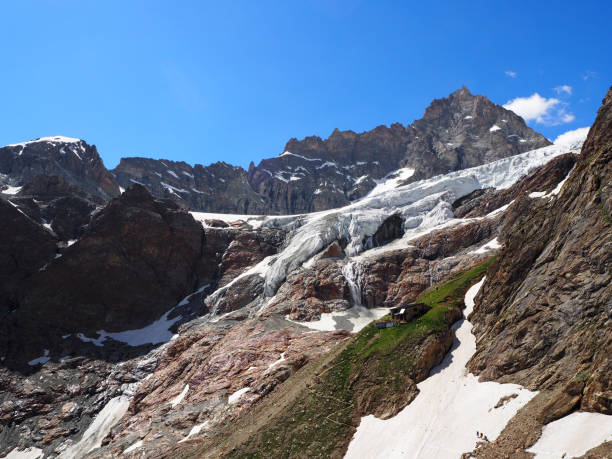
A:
226,257,495,459
575,369,591,383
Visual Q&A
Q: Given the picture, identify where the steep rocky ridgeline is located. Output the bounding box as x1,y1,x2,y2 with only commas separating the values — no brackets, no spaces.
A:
467,86,612,411
111,159,269,214
111,86,550,214
461,87,612,457
0,88,550,215
0,137,120,200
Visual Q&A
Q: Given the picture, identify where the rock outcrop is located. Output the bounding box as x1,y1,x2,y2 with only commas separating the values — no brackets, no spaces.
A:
0,137,120,200
9,174,101,241
468,86,612,415
0,185,287,372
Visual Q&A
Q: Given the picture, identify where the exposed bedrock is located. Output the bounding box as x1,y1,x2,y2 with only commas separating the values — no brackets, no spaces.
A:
467,86,612,415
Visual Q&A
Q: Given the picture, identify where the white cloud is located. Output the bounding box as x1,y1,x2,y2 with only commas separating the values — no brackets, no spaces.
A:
554,85,572,96
503,93,574,126
554,127,590,146
582,70,597,81
505,70,517,78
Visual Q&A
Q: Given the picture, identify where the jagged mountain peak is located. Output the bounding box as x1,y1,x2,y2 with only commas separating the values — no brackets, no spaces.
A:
0,136,120,200
1,89,552,216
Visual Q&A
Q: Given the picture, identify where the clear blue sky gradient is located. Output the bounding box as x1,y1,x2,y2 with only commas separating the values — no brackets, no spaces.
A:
1,1,610,169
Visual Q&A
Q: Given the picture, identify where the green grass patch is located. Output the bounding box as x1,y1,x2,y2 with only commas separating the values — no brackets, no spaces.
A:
358,256,496,360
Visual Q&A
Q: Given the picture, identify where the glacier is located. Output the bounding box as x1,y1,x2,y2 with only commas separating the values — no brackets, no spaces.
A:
256,134,586,298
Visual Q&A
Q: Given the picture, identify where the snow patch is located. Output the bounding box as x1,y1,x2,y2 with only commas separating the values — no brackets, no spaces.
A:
228,387,250,404
278,151,322,162
316,161,337,169
470,237,501,254
529,165,575,200
178,421,210,443
287,307,388,333
354,175,369,185
170,384,189,408
345,277,538,459
161,182,189,194
490,124,501,132
3,447,44,458
6,136,81,147
58,395,130,458
76,306,182,347
2,185,22,195
266,352,286,371
123,439,143,454
526,411,612,458
28,349,50,366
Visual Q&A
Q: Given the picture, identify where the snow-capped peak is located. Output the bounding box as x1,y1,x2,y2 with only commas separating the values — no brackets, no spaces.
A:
6,136,83,148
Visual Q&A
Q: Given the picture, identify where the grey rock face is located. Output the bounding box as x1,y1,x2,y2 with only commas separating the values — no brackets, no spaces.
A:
0,88,550,215
0,137,120,200
111,86,550,214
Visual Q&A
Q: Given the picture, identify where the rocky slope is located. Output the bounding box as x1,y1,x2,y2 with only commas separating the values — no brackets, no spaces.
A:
2,87,606,459
467,86,612,414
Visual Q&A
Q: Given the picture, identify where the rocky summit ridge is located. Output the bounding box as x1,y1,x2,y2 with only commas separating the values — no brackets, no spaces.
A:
1,87,550,215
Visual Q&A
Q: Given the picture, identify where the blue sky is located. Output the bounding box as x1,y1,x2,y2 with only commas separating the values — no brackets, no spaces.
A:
0,1,610,169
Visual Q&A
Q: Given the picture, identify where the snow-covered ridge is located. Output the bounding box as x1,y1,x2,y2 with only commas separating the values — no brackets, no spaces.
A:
6,136,82,147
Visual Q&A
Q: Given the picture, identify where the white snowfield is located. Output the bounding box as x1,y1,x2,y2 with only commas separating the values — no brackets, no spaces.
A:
526,411,612,458
345,277,538,458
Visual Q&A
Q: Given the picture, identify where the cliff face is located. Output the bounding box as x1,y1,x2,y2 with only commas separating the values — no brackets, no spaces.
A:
468,86,612,414
111,87,550,214
0,137,120,200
